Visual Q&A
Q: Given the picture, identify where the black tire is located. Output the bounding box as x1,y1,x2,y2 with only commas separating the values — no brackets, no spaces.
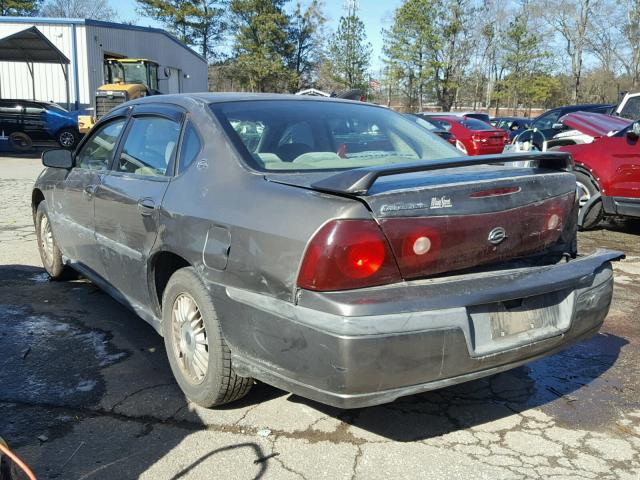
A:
35,201,71,279
8,132,32,152
57,128,79,149
575,171,604,230
162,267,252,407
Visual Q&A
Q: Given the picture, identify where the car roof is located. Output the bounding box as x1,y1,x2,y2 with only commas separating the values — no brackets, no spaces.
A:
550,103,614,113
493,116,529,121
418,111,486,117
129,92,378,109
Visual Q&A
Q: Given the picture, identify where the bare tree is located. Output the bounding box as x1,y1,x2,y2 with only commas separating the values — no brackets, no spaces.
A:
540,0,595,102
40,0,117,20
613,0,640,88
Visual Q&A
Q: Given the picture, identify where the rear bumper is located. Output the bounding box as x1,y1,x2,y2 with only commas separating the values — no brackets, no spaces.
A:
602,195,640,218
215,250,623,408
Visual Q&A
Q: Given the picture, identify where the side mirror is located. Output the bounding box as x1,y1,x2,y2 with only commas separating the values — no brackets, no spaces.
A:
628,122,640,140
552,123,564,130
42,149,74,169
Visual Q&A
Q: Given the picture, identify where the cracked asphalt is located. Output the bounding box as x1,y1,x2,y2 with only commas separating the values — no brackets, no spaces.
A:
0,155,639,479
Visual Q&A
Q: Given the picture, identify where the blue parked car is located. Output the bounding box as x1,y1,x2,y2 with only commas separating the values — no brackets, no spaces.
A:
0,99,82,151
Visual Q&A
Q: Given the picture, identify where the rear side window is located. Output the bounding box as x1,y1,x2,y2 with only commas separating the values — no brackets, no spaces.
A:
178,121,202,173
117,116,181,176
76,119,126,170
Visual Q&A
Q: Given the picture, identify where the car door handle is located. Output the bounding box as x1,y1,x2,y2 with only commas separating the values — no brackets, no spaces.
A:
137,198,156,216
83,185,97,199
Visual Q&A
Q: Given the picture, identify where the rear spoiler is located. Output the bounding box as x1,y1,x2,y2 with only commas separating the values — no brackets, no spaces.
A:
310,152,573,195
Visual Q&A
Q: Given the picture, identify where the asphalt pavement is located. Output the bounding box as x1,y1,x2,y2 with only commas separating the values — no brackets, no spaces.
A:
1,155,639,479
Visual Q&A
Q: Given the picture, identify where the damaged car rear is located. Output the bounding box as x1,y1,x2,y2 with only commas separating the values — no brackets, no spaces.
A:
33,94,623,409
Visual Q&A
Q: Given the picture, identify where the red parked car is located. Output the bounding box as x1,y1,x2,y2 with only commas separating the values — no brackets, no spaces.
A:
557,112,640,228
427,116,509,155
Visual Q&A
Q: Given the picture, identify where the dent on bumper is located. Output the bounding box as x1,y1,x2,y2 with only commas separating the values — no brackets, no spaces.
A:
216,249,622,408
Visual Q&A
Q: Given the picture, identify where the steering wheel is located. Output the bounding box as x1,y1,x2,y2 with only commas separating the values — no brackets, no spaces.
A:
512,129,546,152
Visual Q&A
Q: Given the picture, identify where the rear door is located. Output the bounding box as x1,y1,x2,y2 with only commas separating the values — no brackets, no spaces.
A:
23,102,50,143
93,104,183,306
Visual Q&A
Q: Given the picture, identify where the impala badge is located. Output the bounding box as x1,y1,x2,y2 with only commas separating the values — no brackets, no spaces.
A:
488,227,507,245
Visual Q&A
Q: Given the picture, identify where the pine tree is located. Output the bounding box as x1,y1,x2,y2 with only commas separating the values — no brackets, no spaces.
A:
136,0,226,61
229,0,294,92
325,3,371,90
288,0,325,90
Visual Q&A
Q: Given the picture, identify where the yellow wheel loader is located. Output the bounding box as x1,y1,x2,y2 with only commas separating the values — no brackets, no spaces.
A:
78,58,161,134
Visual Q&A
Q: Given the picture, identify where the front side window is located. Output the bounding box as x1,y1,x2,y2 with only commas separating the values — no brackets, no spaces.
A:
533,111,561,130
212,101,460,171
117,116,181,176
76,119,126,170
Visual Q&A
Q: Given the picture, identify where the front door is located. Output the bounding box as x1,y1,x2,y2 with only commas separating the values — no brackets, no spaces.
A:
94,107,183,307
605,134,640,199
49,117,127,271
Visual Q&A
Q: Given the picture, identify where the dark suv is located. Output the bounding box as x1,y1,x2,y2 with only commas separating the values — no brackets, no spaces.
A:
530,103,615,139
0,99,81,151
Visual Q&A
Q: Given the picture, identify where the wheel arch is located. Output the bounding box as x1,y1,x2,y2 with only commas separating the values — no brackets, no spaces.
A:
150,250,192,315
32,188,45,220
574,163,601,191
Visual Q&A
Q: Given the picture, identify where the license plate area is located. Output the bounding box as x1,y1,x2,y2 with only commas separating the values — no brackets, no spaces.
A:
467,289,574,357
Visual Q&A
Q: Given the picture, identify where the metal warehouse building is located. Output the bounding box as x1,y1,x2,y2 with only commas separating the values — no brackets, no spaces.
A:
0,17,208,111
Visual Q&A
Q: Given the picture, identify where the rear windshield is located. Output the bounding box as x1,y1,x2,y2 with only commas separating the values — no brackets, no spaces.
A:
210,100,461,171
455,118,494,131
464,113,491,123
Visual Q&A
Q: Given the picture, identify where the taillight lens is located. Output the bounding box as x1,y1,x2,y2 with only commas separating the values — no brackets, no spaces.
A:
297,220,401,291
472,134,487,143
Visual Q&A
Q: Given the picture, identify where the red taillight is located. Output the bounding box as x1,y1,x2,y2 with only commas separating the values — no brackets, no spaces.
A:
471,134,487,143
297,220,401,291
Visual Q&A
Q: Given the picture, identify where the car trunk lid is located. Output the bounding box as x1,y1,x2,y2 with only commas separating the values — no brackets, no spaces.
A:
267,152,577,280
472,130,507,147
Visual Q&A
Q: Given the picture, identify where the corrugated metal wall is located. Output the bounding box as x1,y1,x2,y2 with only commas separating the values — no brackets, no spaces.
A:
86,24,208,104
0,22,87,109
0,20,207,111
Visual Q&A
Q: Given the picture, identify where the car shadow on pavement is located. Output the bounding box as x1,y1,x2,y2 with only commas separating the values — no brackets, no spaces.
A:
0,148,46,159
0,265,276,479
288,330,628,442
0,264,629,477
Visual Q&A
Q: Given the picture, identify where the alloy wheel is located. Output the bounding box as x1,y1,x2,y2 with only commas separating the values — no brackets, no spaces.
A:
39,215,54,264
59,131,75,148
171,293,209,385
576,181,591,207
